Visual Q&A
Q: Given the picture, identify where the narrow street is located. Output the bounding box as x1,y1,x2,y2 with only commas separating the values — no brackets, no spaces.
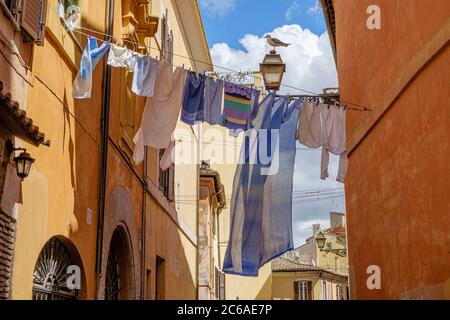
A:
0,0,448,308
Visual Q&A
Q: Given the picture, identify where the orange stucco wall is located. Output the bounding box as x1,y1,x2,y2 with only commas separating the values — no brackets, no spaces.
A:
333,0,450,299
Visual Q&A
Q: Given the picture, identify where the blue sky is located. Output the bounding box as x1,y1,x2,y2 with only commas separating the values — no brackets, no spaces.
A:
200,0,327,48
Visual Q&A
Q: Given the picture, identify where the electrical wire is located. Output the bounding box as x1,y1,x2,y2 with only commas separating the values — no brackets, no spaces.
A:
70,26,370,111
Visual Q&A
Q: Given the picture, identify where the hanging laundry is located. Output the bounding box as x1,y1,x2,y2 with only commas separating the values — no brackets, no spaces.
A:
132,55,159,97
107,44,138,72
320,105,348,183
73,36,111,99
246,89,262,130
260,98,301,266
297,102,322,148
132,64,188,165
321,147,348,183
203,77,224,125
223,94,294,276
181,72,207,125
222,83,253,131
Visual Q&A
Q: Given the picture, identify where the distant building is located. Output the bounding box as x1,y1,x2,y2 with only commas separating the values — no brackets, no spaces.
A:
271,212,349,300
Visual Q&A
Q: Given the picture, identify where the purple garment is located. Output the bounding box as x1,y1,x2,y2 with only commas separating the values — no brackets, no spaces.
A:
181,72,206,125
204,77,224,125
224,82,252,99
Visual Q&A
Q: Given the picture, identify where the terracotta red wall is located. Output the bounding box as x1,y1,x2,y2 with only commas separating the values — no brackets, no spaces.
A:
333,0,450,299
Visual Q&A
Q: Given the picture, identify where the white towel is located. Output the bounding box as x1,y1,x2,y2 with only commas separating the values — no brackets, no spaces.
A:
107,44,137,71
132,55,159,97
133,64,187,165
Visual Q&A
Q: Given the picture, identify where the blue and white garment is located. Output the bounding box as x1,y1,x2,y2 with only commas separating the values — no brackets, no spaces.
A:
73,36,111,99
259,99,301,266
181,72,207,125
132,55,159,97
224,94,296,276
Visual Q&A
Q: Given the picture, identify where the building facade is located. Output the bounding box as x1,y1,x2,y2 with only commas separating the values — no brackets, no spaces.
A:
271,212,349,300
0,0,212,300
321,0,450,299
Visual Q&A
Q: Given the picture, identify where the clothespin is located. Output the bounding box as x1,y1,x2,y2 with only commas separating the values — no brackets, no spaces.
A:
344,104,348,111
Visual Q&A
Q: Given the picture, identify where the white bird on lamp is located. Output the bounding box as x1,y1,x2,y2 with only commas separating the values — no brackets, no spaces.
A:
264,35,290,51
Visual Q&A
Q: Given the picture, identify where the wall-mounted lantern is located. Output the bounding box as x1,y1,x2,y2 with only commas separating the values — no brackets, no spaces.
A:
13,149,35,181
7,141,35,181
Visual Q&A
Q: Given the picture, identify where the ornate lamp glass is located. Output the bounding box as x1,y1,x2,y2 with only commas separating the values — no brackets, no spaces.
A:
259,51,286,91
13,151,35,181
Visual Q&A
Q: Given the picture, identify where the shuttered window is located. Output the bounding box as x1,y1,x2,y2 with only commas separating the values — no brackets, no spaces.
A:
161,9,173,65
20,0,48,45
294,281,313,300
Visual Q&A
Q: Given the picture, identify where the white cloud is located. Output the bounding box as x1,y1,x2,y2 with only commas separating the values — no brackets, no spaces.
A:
307,0,322,15
199,0,236,18
210,24,338,95
285,1,300,21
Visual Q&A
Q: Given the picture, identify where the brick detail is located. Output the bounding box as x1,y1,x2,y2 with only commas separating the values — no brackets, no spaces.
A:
0,211,15,300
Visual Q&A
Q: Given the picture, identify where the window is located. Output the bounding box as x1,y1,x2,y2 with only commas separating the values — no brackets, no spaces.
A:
155,256,165,300
322,281,328,300
33,238,79,300
294,281,312,300
2,0,48,45
4,0,15,12
158,149,174,201
336,285,345,300
120,70,137,143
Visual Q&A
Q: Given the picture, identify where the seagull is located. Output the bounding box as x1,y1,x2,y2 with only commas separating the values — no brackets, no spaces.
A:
264,35,290,50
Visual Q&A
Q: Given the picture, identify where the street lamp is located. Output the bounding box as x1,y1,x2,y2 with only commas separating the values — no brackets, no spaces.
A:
315,230,347,257
11,148,35,181
6,141,35,181
259,50,286,91
315,231,327,250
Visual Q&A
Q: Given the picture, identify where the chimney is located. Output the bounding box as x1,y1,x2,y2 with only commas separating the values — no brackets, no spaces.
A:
330,212,345,229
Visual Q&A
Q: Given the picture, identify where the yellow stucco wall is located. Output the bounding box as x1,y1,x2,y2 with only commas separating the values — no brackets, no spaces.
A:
7,0,212,300
11,0,106,299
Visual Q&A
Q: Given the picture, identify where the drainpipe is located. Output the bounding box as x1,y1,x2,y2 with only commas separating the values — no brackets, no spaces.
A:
141,146,148,299
95,0,115,299
196,125,201,300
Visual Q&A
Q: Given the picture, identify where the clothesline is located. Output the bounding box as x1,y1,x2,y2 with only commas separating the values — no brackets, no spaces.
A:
70,26,370,112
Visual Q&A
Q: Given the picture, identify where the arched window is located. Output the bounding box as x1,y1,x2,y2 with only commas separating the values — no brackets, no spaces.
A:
32,237,80,300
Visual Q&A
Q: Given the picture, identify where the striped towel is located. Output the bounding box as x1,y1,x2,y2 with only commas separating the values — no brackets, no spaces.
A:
222,82,253,130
